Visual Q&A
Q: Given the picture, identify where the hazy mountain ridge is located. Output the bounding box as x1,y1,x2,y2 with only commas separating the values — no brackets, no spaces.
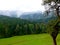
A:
20,11,57,22
20,12,44,20
0,10,22,17
0,10,57,23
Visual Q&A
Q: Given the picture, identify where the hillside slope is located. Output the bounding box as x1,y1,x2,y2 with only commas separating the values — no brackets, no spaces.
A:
0,34,60,45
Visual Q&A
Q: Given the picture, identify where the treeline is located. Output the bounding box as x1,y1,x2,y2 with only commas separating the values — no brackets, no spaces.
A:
0,23,46,38
0,15,47,38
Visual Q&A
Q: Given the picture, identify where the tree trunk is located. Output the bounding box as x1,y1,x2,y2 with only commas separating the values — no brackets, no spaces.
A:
52,37,57,45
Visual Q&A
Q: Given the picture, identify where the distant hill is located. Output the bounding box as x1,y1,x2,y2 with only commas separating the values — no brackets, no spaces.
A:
0,15,31,25
20,12,57,23
0,11,57,23
0,10,22,17
20,12,44,21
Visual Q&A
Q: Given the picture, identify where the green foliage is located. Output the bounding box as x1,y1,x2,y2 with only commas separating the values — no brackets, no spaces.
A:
1,15,59,38
46,19,56,33
0,16,46,38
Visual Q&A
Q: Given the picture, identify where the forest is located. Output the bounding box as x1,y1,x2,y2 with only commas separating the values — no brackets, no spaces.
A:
0,15,59,38
0,15,46,38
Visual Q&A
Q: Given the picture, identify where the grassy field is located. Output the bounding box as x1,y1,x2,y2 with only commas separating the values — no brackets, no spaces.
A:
0,34,60,45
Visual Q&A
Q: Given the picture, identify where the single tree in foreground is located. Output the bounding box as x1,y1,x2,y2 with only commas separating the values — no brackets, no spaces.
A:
43,0,60,45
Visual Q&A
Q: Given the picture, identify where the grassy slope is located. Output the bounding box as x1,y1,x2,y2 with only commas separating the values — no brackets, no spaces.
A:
0,34,60,45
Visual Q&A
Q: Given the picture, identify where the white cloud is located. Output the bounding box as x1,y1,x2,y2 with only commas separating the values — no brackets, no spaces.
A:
0,0,45,12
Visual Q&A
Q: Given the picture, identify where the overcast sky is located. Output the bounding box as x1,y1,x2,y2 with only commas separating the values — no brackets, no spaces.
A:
0,0,45,12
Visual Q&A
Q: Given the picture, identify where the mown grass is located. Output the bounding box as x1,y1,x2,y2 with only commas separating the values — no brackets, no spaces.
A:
0,34,60,45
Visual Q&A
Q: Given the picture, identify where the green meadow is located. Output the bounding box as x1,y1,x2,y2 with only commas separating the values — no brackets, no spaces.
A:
0,34,60,45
